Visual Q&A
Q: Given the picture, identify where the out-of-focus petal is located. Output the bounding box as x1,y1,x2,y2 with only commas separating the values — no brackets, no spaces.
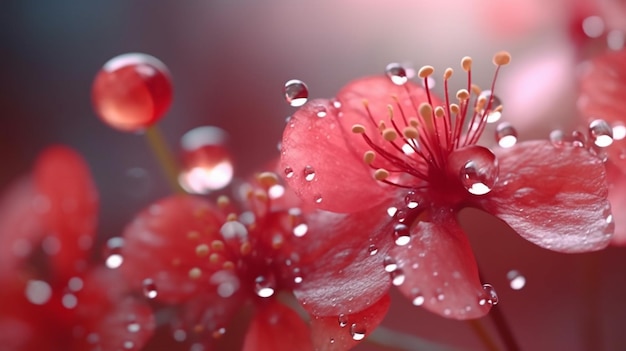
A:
482,140,613,252
121,195,229,303
390,210,491,320
310,294,390,351
242,301,312,351
33,145,99,280
606,163,626,245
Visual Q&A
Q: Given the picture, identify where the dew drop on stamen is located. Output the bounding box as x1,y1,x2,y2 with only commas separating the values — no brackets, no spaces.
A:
284,79,309,107
589,119,614,147
459,147,499,196
390,269,406,286
495,122,518,148
104,237,125,269
478,90,502,123
142,278,158,299
506,270,526,290
385,63,408,85
254,275,276,298
303,165,316,181
178,126,234,194
393,223,411,246
383,256,398,272
350,324,366,341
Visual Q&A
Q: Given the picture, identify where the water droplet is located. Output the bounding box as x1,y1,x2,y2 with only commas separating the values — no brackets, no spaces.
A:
383,256,398,272
350,324,366,341
367,244,378,256
25,280,52,305
123,340,134,350
268,184,285,199
284,79,309,107
478,90,502,123
254,275,275,298
390,269,406,286
332,100,342,109
582,16,605,38
607,29,625,51
315,106,327,118
142,278,158,299
387,206,398,217
292,223,309,237
506,270,526,290
127,322,141,333
589,119,614,147
572,130,587,147
220,221,248,240
303,165,316,181
284,166,294,178
62,293,78,309
612,122,626,141
394,210,407,222
68,277,84,292
385,63,408,85
178,126,234,194
338,314,348,328
405,191,419,209
412,292,425,306
495,122,518,148
104,237,125,269
393,223,411,246
457,146,498,195
481,283,499,305
550,129,565,147
314,194,323,203
92,53,172,132
173,329,187,342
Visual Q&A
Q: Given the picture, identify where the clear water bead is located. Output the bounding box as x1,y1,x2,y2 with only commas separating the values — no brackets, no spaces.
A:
284,79,309,107
385,63,408,85
104,237,125,269
405,191,419,209
393,223,411,246
303,165,316,181
142,278,158,299
368,244,379,256
458,146,499,195
506,270,526,290
412,292,425,306
284,166,294,178
338,314,348,328
588,119,614,147
550,129,565,147
495,122,518,148
612,122,626,141
478,90,502,123
254,275,275,298
390,269,406,286
350,324,366,341
481,284,499,305
383,256,398,272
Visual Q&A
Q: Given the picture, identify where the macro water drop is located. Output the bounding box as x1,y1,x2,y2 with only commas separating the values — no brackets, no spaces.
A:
284,79,309,107
385,63,408,85
495,122,518,148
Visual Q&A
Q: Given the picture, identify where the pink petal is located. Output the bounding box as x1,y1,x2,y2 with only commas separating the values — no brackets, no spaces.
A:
242,301,312,351
390,210,491,320
310,293,390,351
292,206,394,317
121,195,230,303
33,145,99,280
482,140,613,252
606,163,626,246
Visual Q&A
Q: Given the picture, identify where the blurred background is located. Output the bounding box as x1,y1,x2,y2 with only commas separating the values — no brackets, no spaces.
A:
1,1,625,350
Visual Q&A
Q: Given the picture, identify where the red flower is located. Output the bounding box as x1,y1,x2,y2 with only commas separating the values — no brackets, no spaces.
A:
119,170,389,351
280,52,614,320
579,47,626,245
0,145,155,351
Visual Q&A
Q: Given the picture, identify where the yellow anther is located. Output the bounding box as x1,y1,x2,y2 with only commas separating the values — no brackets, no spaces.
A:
217,195,230,208
226,213,237,222
456,89,470,101
352,124,366,134
471,84,481,95
403,127,419,139
196,244,209,257
189,267,202,280
493,51,511,66
374,169,390,181
444,68,453,80
382,128,398,141
461,56,473,71
363,151,376,164
362,99,369,108
434,106,445,118
418,65,435,78
256,172,278,188
450,104,460,114
211,240,225,251
418,103,433,119
187,230,200,240
240,241,252,256
409,118,419,128
387,105,395,120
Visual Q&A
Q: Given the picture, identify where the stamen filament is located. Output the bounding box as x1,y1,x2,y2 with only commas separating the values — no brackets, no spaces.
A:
145,126,184,194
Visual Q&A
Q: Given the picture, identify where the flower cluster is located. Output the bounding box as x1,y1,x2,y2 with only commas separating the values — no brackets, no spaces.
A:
1,42,624,351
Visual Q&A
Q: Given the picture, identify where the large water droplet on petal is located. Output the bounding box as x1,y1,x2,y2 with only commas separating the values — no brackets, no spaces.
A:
179,126,234,194
550,129,565,147
303,165,316,181
393,223,411,246
350,324,366,341
481,283,499,306
385,63,408,85
255,275,276,298
454,146,498,196
495,122,518,148
506,270,526,290
104,237,125,269
284,79,309,107
92,53,172,132
142,278,158,299
588,119,614,147
390,269,406,286
383,256,398,272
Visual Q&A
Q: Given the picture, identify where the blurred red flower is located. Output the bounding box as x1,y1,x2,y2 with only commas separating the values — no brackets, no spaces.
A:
280,52,614,321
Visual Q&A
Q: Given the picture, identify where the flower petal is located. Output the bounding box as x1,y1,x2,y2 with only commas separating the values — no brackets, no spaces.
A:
242,301,312,351
310,293,390,351
483,140,613,252
33,145,99,280
121,195,230,303
606,163,626,246
390,209,491,320
292,206,394,317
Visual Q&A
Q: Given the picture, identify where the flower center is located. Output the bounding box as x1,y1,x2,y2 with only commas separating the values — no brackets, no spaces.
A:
351,52,511,196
